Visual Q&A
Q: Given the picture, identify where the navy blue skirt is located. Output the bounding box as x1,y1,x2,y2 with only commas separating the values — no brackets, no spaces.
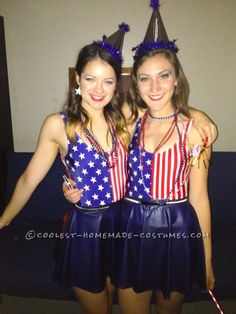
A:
113,199,206,297
53,201,121,293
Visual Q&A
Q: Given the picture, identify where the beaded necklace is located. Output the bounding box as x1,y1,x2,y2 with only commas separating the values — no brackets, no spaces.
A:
147,110,176,122
83,113,120,168
138,111,189,200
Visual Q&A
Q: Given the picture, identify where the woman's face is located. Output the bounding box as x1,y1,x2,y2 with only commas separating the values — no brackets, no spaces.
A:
77,58,117,113
136,53,177,115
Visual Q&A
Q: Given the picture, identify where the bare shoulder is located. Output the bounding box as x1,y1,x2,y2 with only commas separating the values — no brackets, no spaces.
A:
41,113,64,130
186,118,202,146
39,113,65,142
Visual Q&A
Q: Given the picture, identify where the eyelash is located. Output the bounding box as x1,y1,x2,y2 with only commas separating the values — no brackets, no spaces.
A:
85,77,95,82
160,72,170,79
139,72,171,82
105,80,114,85
139,77,149,82
84,78,114,85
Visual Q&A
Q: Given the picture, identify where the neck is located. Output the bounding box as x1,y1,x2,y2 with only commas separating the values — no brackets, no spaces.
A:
147,109,177,122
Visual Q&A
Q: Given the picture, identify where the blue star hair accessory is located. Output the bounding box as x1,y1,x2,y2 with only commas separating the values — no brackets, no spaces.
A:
93,23,130,64
132,0,178,60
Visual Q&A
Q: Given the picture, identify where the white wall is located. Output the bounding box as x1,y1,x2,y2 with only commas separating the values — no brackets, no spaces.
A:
0,0,235,152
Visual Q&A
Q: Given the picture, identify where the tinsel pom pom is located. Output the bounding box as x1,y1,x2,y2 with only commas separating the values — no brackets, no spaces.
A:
150,0,159,10
119,22,130,33
132,39,179,60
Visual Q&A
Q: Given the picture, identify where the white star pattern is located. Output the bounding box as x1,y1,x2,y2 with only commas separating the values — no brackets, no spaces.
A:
105,192,111,199
60,113,118,208
98,185,104,191
88,161,94,168
92,194,99,200
83,185,90,191
146,159,152,165
101,160,107,167
103,176,109,183
145,173,151,179
132,156,138,162
90,177,97,183
85,200,92,206
82,169,88,175
96,169,102,175
74,161,80,167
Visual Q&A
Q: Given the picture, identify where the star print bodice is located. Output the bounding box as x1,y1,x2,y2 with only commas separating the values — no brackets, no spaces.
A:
60,112,127,207
126,117,193,201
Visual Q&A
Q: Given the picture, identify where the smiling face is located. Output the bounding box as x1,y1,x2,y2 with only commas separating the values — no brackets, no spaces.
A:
76,58,117,113
136,53,177,115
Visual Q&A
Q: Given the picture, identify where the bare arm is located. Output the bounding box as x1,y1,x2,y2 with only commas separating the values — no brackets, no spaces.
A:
188,128,215,291
189,106,218,146
0,114,64,228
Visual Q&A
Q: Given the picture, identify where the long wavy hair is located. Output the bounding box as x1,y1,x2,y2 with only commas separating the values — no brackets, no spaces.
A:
127,49,190,121
64,44,129,147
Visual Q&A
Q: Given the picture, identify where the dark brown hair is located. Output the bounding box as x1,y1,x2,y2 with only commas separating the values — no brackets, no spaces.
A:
64,44,129,146
127,49,190,121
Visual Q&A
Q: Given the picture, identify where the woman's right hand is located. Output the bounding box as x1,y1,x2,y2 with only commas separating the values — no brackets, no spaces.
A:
62,179,83,204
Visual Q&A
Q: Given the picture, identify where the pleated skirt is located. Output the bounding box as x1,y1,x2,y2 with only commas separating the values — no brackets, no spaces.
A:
53,202,120,293
113,199,206,298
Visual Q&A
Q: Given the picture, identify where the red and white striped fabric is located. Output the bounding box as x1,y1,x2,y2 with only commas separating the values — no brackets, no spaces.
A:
108,139,127,202
151,119,193,200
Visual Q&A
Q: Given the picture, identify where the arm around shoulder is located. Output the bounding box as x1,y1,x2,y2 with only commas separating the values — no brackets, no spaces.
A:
189,106,218,146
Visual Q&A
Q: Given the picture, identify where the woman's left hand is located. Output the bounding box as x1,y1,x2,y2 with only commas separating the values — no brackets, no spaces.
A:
194,120,218,147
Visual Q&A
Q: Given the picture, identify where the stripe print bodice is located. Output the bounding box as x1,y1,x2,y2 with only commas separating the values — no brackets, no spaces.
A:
126,117,193,201
60,112,127,207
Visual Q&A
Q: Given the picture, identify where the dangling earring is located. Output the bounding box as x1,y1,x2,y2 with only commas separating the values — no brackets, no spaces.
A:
75,85,81,95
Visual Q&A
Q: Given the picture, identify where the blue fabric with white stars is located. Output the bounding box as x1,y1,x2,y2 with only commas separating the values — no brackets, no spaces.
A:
126,118,153,200
60,113,114,208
